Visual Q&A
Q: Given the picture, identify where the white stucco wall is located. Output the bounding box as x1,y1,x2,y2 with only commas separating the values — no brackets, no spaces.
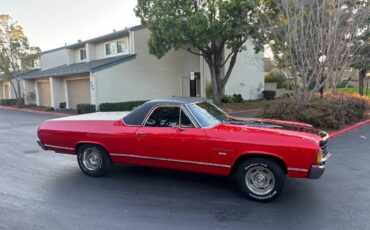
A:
92,29,200,105
40,48,68,70
224,42,264,100
200,41,264,100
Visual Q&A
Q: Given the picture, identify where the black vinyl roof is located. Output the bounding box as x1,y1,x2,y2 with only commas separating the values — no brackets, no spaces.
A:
123,97,208,126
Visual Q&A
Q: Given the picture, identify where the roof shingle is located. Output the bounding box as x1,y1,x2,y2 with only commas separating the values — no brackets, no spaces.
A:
21,54,136,79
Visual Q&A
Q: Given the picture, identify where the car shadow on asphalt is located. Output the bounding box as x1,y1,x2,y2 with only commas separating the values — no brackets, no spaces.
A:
43,163,321,210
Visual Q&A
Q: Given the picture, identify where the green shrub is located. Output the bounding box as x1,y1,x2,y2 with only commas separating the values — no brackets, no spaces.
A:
262,90,276,100
221,95,233,103
264,70,286,88
44,107,54,112
233,94,244,103
99,101,147,112
257,93,369,130
221,94,244,103
59,102,66,109
77,104,96,114
0,99,18,106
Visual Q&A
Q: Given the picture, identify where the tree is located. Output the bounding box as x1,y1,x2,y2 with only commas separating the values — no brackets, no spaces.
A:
350,0,370,95
258,0,370,102
0,14,40,104
135,0,262,104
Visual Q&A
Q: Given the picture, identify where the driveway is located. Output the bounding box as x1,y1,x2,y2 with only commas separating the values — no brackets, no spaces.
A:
0,108,370,230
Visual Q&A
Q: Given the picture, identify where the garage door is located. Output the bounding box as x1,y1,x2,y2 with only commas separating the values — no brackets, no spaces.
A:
67,79,91,109
37,81,51,107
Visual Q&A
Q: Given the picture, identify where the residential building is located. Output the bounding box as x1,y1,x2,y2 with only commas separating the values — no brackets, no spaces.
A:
19,25,264,109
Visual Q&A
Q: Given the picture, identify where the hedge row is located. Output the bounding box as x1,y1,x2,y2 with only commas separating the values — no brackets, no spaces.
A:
0,99,24,106
257,93,369,130
0,99,18,106
77,104,96,114
99,101,147,112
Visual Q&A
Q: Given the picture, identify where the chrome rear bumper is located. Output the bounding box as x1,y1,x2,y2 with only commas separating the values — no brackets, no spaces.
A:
37,140,47,151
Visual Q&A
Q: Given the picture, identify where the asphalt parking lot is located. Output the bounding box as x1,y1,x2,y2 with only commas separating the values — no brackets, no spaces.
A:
0,108,370,230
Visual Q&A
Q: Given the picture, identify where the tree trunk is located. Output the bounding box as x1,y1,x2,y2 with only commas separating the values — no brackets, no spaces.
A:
359,69,366,96
209,64,224,105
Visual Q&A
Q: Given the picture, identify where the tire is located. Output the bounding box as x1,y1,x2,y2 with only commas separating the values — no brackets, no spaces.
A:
77,144,112,177
236,157,285,202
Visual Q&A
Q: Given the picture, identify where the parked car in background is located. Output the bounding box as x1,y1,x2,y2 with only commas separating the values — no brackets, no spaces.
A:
37,97,331,202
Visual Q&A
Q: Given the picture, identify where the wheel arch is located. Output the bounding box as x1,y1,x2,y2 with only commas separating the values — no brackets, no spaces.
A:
230,153,288,176
75,141,111,159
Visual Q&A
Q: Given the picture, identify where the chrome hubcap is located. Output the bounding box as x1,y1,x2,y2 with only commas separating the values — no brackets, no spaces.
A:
82,148,102,171
245,166,275,196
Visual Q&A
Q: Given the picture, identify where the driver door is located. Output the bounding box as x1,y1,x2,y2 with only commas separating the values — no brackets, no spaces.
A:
135,105,210,172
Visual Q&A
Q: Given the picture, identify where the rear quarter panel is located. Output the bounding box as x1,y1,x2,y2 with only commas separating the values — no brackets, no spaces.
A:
39,120,138,155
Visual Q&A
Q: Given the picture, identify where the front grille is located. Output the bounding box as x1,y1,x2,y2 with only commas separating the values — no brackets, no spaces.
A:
320,139,329,158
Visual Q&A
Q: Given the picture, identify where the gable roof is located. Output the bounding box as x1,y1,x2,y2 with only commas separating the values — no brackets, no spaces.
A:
67,25,145,49
21,54,136,79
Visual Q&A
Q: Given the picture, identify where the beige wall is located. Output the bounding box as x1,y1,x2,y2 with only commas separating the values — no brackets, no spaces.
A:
50,77,65,108
23,79,36,104
40,48,68,70
92,29,200,104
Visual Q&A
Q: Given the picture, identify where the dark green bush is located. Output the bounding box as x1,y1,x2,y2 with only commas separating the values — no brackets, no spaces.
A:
221,94,244,103
44,107,54,112
0,99,18,106
233,94,244,103
262,90,276,100
77,104,96,114
221,95,233,103
59,102,66,109
257,93,369,130
264,70,286,88
99,101,147,111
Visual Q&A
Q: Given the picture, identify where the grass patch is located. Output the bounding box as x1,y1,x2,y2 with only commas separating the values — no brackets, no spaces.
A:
337,88,370,98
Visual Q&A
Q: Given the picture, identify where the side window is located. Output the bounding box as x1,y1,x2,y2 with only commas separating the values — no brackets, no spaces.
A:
145,107,180,127
180,110,195,128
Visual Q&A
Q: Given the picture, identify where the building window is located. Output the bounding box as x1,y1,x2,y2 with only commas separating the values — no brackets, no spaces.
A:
80,49,87,61
105,39,128,56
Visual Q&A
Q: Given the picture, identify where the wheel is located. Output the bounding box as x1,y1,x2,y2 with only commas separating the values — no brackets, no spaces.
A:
77,144,112,177
236,157,285,202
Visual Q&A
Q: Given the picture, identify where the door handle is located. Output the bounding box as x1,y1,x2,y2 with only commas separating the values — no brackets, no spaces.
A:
137,132,146,136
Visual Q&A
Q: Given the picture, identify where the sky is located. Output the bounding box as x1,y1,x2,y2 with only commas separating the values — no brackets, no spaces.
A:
0,0,141,51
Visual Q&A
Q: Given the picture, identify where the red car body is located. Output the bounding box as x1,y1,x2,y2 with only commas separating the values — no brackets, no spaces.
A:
37,98,330,179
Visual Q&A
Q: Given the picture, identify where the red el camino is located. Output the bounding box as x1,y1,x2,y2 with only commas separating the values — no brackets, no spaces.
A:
37,97,331,202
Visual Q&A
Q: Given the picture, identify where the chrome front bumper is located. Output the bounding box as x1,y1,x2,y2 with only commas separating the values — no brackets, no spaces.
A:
309,152,332,179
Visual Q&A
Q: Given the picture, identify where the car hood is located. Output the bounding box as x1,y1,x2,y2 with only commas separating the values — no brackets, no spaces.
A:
222,117,328,142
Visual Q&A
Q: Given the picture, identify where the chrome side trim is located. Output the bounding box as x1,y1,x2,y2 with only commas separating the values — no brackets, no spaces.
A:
110,153,231,168
44,144,74,151
288,167,309,172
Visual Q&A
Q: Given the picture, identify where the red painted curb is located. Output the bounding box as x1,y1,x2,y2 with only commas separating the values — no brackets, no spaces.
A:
0,106,71,117
227,108,261,115
329,118,370,139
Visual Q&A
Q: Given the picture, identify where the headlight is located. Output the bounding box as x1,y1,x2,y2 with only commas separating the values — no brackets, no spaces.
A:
316,149,323,163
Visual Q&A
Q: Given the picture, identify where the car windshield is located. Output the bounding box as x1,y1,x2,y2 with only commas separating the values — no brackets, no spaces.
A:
186,102,229,127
